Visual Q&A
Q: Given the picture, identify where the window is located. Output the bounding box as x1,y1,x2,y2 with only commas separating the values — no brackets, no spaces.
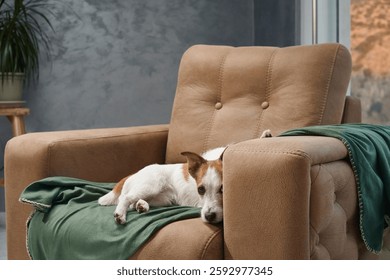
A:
300,0,389,125
350,0,390,125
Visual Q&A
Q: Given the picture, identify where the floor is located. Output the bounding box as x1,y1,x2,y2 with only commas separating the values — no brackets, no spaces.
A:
0,212,6,260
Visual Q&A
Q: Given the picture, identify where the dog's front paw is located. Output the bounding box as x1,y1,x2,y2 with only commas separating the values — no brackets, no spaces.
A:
135,199,150,213
114,212,126,225
260,129,272,138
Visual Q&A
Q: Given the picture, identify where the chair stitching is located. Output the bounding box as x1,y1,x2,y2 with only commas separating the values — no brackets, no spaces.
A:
317,44,341,125
46,130,168,175
253,48,278,138
309,165,322,233
46,129,168,144
311,164,322,187
309,164,329,236
320,163,349,220
310,164,335,231
309,223,320,259
200,228,223,259
202,50,230,153
227,147,311,161
310,162,349,259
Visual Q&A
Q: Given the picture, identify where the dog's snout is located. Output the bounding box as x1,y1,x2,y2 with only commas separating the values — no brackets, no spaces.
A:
205,212,216,222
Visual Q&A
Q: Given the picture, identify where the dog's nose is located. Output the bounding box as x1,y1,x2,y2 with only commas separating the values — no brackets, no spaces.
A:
205,212,216,222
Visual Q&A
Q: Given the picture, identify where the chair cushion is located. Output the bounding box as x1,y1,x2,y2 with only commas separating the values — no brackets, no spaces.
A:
130,218,223,259
166,44,351,163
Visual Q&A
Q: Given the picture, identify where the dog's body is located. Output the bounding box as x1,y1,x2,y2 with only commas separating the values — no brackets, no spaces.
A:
98,147,226,224
98,129,272,225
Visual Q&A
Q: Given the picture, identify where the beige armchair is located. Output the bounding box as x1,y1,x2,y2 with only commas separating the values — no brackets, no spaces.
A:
5,43,377,259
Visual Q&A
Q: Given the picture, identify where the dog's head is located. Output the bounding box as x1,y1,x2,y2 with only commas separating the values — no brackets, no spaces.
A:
181,149,225,224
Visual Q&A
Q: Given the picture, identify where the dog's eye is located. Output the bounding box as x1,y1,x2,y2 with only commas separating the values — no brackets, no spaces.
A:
219,185,223,194
198,185,206,195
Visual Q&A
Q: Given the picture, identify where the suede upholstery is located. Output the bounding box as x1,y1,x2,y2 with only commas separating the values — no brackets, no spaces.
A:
166,44,352,163
5,44,376,259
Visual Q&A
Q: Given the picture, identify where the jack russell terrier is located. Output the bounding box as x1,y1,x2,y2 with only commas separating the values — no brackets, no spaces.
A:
98,129,272,224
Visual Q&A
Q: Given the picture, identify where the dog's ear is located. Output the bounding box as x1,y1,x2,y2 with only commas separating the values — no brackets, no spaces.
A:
219,147,229,161
181,152,206,179
260,129,272,138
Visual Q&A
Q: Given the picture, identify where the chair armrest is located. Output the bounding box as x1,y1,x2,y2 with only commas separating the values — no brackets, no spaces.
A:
223,135,366,259
4,124,168,259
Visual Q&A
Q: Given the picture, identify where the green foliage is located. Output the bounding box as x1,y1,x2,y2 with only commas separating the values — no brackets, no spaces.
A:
0,0,54,84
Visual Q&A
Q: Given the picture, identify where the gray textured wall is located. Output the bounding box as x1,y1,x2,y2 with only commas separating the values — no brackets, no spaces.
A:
27,0,255,131
0,0,255,210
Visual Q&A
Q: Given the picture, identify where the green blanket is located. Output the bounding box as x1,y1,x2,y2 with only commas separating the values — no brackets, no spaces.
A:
280,123,390,254
20,177,201,260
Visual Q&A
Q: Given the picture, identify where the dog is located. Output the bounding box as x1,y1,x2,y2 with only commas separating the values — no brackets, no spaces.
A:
98,129,272,224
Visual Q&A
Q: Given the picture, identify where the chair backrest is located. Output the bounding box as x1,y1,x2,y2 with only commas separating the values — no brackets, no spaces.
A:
166,43,352,163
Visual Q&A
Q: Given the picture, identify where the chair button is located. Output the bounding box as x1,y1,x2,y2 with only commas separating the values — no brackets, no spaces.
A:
215,102,223,110
261,101,269,109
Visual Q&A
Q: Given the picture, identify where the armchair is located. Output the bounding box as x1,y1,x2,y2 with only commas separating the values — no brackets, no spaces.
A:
5,43,377,259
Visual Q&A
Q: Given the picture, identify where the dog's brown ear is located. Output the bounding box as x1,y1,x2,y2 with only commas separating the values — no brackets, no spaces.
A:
181,152,206,179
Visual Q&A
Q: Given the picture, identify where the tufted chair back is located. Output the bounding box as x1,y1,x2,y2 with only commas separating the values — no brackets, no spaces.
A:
166,44,352,163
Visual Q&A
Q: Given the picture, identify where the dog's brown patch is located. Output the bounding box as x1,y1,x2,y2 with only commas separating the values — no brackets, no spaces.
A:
210,160,223,178
113,175,130,195
196,163,209,185
195,160,222,185
182,163,190,182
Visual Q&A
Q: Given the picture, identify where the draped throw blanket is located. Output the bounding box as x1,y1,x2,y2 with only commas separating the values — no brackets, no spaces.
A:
281,124,390,254
20,177,200,260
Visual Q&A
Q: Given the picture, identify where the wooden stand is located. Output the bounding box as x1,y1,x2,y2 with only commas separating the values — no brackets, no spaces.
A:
0,107,29,136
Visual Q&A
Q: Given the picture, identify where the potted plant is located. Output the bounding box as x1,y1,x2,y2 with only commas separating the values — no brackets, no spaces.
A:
0,0,54,102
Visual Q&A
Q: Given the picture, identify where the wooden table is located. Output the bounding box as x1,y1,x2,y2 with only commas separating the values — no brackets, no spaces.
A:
0,106,30,186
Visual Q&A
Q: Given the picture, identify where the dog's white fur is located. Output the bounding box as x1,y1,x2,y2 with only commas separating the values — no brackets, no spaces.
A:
98,129,272,225
98,147,225,224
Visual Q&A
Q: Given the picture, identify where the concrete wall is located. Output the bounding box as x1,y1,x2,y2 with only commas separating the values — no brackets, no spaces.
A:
27,0,255,131
0,0,255,210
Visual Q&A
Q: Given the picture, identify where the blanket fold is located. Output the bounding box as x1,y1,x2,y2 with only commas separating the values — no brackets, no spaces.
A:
281,123,390,254
20,177,200,260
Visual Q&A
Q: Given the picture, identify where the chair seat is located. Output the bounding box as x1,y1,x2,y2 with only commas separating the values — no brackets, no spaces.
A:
130,218,223,259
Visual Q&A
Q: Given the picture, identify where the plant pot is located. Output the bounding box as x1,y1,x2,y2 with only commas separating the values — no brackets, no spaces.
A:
0,73,25,102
